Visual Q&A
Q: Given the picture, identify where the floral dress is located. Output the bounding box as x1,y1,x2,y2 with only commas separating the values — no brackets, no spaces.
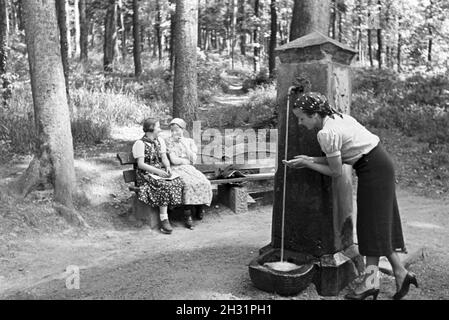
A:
132,137,183,207
166,136,213,206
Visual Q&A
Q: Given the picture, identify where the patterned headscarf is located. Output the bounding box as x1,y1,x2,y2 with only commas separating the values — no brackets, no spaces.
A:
293,92,342,119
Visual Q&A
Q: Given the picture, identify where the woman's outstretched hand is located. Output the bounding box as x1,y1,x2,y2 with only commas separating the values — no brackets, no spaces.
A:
282,158,308,168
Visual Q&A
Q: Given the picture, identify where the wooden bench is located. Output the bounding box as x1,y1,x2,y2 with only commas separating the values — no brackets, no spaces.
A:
117,144,276,226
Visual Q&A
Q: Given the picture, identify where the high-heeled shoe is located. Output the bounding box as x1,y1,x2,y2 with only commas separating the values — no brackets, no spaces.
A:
345,288,380,300
393,272,418,300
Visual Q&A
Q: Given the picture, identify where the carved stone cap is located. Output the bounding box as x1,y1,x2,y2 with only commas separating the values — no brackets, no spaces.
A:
275,31,357,65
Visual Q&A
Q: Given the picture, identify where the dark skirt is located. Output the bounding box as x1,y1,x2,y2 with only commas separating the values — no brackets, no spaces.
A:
353,143,407,256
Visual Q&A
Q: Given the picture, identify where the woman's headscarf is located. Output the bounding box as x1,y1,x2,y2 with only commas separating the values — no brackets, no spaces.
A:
293,92,342,119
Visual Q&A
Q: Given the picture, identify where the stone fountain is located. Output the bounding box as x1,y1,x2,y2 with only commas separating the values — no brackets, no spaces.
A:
249,31,364,296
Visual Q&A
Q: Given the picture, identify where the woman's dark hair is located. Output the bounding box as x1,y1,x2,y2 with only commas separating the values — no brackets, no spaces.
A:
292,92,342,119
143,118,158,133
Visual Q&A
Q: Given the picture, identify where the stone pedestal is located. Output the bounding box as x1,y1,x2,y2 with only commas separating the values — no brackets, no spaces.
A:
133,195,160,229
218,185,248,214
255,32,363,296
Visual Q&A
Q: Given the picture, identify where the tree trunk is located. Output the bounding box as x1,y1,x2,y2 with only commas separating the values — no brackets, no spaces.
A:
0,0,10,104
0,0,9,76
170,6,175,72
10,0,17,33
55,0,70,101
397,26,401,72
173,0,198,126
290,0,330,41
427,25,432,63
17,0,24,31
197,0,202,49
338,10,343,42
133,0,142,77
119,0,126,62
79,0,88,63
21,0,86,227
74,0,80,57
331,0,336,39
377,28,382,69
268,0,276,79
89,21,95,48
356,0,362,62
253,0,260,73
376,0,382,69
238,0,246,55
155,0,162,62
104,0,118,72
231,0,237,69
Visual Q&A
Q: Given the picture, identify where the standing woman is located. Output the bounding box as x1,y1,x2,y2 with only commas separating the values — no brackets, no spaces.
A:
132,118,184,234
165,118,213,229
283,92,418,300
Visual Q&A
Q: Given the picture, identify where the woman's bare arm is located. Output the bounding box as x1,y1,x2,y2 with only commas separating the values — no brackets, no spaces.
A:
137,158,169,177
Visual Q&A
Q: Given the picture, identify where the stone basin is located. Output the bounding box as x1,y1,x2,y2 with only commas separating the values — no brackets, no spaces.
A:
248,248,318,296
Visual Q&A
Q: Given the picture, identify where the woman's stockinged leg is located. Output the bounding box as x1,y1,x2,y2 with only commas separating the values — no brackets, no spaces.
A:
352,256,380,293
159,206,168,221
387,252,408,290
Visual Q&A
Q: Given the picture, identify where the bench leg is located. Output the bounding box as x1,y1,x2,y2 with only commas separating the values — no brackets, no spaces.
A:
133,195,160,229
217,185,248,214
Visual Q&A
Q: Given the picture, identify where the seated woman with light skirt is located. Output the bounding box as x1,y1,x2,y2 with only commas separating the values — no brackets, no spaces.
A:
165,118,213,229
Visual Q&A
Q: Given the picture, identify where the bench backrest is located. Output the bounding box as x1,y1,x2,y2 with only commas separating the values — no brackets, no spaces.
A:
117,151,276,184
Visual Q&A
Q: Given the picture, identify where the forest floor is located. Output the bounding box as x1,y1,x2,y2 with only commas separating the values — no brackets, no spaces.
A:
0,80,448,300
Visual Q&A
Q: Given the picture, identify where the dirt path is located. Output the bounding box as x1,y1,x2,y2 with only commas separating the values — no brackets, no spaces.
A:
1,188,448,300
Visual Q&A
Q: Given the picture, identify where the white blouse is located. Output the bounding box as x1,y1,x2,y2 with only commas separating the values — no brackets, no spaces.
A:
132,137,167,159
317,114,380,164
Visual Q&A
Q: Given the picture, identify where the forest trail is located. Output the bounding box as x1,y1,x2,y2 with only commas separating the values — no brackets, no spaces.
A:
210,73,249,108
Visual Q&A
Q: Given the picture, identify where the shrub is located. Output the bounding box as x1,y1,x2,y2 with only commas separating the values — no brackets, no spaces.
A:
71,117,111,145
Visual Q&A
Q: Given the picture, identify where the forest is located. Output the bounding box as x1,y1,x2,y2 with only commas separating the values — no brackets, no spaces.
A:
0,0,448,225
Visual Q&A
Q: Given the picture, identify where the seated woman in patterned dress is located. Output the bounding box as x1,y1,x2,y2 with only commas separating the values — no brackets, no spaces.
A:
132,118,184,235
165,118,213,230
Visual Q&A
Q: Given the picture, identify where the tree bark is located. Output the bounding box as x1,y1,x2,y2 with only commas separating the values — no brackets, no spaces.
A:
104,0,118,72
197,0,202,49
155,0,162,62
427,25,432,63
55,0,70,101
338,9,343,42
253,0,259,73
21,0,86,227
397,24,401,72
0,0,8,76
330,0,337,39
356,0,362,62
231,0,237,69
133,0,142,77
119,0,126,62
268,0,276,79
376,1,382,69
169,0,176,72
17,0,24,31
74,0,80,57
238,0,246,55
290,0,330,40
173,0,198,126
79,0,88,63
